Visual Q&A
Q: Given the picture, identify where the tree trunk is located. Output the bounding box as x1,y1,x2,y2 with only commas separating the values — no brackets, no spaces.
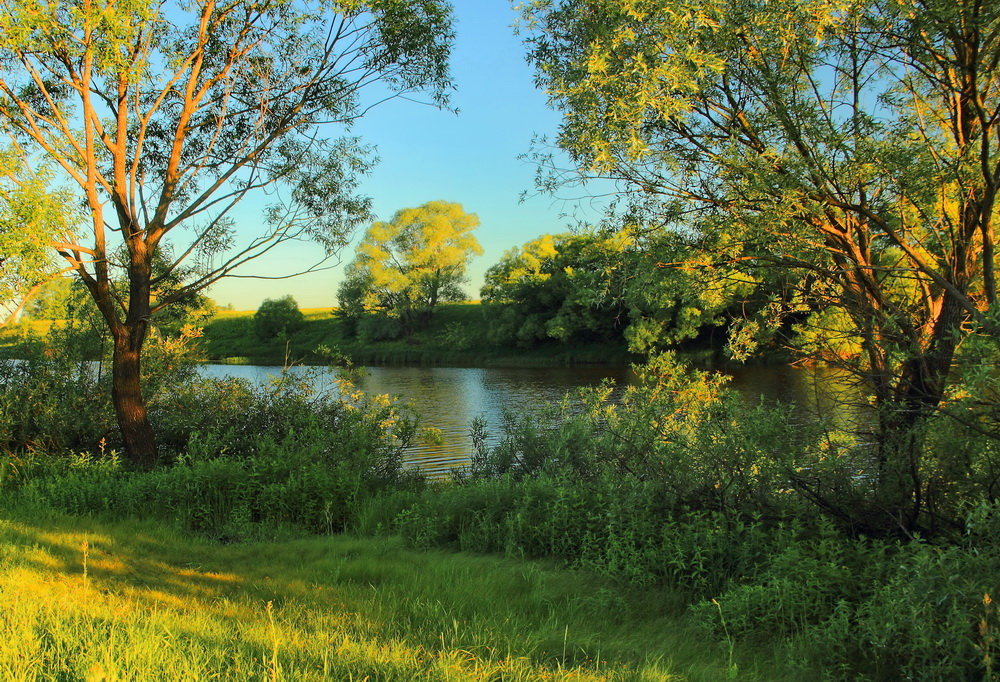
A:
873,403,926,533
111,327,157,468
871,292,967,534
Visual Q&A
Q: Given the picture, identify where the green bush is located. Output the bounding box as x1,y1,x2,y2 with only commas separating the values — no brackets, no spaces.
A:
6,368,419,539
472,353,812,518
356,314,404,341
0,323,199,456
253,295,305,340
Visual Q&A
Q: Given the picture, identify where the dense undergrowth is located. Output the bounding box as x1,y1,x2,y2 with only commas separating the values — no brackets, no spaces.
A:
2,337,999,679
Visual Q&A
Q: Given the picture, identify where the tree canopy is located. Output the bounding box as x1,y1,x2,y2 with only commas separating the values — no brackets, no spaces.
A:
481,231,632,346
481,228,759,351
522,0,1000,531
339,200,482,335
254,295,305,340
0,0,455,465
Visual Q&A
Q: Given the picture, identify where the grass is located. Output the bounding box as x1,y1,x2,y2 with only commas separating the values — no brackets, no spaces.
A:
0,503,780,681
200,302,637,367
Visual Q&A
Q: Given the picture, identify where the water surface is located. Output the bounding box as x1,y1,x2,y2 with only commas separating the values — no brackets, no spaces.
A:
201,362,860,476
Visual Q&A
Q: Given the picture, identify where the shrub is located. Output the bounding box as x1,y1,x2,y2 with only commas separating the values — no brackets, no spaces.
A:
473,353,813,518
253,295,304,340
0,323,200,456
6,368,419,539
356,314,404,342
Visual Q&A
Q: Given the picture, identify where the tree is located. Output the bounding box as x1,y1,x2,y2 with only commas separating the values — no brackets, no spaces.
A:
0,0,454,466
481,231,633,345
523,0,1000,532
481,228,759,350
622,232,762,354
338,200,482,334
255,295,305,340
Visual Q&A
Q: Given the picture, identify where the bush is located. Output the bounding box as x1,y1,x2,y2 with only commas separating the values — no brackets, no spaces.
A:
0,323,199,456
472,353,813,518
356,314,404,342
5,368,419,539
253,295,304,340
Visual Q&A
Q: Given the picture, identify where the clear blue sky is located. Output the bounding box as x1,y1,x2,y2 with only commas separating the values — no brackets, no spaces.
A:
208,1,600,311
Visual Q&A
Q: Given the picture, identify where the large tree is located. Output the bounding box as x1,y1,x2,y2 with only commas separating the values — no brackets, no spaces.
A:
481,230,633,346
523,0,1000,531
338,200,481,333
0,0,454,466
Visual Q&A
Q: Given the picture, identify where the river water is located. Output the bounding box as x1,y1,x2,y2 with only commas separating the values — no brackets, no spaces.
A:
200,362,860,476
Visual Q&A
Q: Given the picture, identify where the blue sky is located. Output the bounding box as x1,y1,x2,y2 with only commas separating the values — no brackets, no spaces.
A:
208,1,600,310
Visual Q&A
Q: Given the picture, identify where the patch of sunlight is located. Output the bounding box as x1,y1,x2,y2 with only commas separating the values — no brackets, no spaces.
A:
137,589,191,610
173,567,241,583
89,554,130,575
10,522,111,553
19,545,67,570
1,567,92,611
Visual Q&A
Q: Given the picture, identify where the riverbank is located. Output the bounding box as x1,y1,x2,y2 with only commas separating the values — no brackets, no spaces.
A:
0,504,758,680
0,303,639,367
202,303,639,367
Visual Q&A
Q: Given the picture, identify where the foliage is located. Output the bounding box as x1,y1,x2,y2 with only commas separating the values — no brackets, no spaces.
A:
0,0,456,464
6,367,417,536
692,519,1000,681
470,353,811,518
338,201,482,336
0,149,80,324
253,295,305,340
0,323,201,456
481,230,632,346
624,233,764,354
521,0,1000,532
480,229,762,353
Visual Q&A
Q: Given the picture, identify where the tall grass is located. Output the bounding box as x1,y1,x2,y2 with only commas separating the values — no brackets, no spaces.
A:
0,505,746,681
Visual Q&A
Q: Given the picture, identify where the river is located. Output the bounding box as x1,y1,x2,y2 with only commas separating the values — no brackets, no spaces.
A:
200,362,861,476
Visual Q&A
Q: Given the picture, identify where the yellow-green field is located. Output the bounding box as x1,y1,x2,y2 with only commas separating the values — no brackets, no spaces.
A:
0,507,752,681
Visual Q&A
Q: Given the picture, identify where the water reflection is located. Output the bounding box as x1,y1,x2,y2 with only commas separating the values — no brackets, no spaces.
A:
727,363,867,431
200,362,865,476
356,366,633,473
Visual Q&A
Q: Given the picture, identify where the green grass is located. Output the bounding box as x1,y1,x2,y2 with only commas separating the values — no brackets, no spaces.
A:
0,504,785,681
201,302,637,367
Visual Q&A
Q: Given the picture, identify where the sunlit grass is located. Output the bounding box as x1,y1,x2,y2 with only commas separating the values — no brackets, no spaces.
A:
0,506,747,681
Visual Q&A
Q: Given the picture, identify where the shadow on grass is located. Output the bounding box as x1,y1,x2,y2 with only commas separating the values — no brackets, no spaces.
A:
0,507,765,680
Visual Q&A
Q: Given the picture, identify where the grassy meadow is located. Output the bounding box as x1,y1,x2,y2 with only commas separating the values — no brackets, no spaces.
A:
0,504,760,681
